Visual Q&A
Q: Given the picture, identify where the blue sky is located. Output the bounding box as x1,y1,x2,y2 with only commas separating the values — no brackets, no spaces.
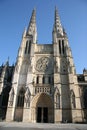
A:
0,0,87,74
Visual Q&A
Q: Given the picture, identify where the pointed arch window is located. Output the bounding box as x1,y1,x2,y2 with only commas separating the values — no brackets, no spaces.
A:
25,40,31,54
37,76,39,84
17,88,25,108
62,40,65,54
48,76,51,84
28,40,31,54
43,76,45,84
70,90,76,109
25,40,28,54
59,40,61,54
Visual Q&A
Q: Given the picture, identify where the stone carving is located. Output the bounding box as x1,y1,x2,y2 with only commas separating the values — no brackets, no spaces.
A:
54,87,60,108
70,90,76,108
9,87,14,106
36,57,50,72
24,87,31,107
54,58,59,73
67,60,72,73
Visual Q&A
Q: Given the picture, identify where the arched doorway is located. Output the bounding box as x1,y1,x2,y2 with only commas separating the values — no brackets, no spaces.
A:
30,93,54,123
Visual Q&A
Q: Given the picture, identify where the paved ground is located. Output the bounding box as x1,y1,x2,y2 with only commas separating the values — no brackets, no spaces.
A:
0,122,87,130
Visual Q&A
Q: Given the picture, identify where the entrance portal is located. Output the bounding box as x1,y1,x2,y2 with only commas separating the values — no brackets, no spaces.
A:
30,93,54,123
37,107,48,123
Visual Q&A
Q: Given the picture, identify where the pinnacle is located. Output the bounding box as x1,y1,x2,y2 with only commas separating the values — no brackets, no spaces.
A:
54,7,63,36
26,8,36,35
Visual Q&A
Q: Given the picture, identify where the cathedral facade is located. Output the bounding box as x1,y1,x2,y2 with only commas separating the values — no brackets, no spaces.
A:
0,8,87,123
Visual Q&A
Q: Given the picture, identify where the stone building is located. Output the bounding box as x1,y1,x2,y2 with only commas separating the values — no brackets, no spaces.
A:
0,8,87,123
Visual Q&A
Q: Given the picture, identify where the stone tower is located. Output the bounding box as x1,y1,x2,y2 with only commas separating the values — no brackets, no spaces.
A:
6,8,83,123
52,7,82,122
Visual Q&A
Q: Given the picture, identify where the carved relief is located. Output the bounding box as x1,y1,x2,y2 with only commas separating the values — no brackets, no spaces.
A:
35,57,51,72
54,58,59,73
70,90,76,108
9,87,14,106
54,87,60,109
24,87,31,108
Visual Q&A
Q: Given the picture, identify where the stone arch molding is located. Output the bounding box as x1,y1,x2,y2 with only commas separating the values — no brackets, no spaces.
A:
54,87,60,95
30,92,53,108
18,86,26,94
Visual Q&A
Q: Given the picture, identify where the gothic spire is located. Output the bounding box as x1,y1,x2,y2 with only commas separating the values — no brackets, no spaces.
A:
54,7,63,36
26,8,37,36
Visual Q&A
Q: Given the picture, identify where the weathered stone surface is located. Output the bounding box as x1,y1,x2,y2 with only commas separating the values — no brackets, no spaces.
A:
0,8,87,124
